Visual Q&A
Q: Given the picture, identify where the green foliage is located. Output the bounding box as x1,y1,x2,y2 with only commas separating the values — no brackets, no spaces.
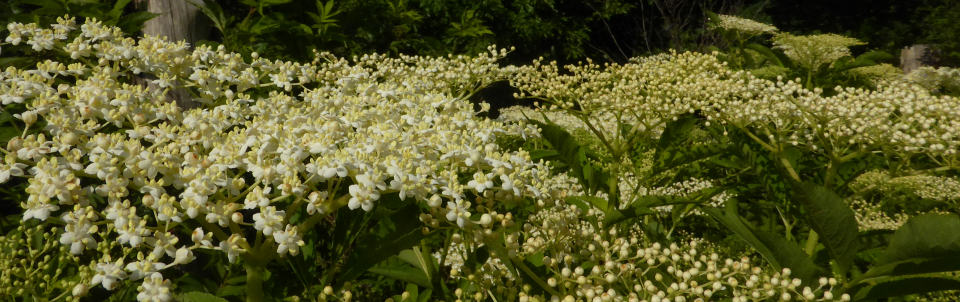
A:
709,13,899,91
792,182,860,273
190,0,637,61
1,0,155,34
179,291,230,302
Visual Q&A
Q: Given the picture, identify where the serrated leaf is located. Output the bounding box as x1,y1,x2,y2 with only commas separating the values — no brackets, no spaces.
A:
860,256,960,281
109,0,133,20
369,264,431,288
338,203,429,284
703,203,822,284
852,276,960,301
792,182,859,272
397,247,436,282
179,291,228,302
215,285,246,297
879,213,960,265
117,11,160,34
745,42,785,67
530,120,610,195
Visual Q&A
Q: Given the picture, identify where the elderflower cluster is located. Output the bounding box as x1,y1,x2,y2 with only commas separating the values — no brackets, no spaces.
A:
848,63,902,86
0,17,571,299
451,201,847,301
849,170,960,203
848,199,911,231
711,14,779,37
771,33,865,71
903,66,960,95
512,50,960,159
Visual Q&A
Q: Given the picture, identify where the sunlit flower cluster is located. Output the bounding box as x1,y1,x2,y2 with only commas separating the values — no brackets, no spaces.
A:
451,201,847,301
849,170,960,203
711,14,779,37
848,63,902,86
847,198,911,231
511,49,960,158
0,17,569,299
903,66,960,95
771,33,865,71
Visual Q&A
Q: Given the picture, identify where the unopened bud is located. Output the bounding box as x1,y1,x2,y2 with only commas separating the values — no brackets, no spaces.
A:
20,111,37,125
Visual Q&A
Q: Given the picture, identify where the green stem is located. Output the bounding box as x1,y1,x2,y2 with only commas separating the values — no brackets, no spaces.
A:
244,260,266,302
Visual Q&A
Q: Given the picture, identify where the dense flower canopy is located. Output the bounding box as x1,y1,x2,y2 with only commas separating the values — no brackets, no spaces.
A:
2,14,960,302
0,16,573,299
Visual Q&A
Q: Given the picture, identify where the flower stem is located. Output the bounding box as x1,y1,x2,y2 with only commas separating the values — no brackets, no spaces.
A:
244,260,266,302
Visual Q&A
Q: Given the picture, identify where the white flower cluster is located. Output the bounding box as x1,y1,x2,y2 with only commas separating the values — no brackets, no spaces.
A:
849,170,960,203
512,50,960,158
459,201,848,301
771,33,865,71
847,198,911,231
0,17,569,299
848,63,902,86
903,66,960,94
711,14,779,37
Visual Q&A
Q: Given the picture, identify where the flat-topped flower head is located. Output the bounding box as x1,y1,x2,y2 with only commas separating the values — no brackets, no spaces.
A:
772,33,865,71
711,14,778,37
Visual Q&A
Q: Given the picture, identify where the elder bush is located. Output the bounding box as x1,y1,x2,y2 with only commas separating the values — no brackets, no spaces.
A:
3,15,960,302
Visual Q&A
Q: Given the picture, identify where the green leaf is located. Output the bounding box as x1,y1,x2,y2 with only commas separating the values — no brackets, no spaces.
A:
745,43,785,67
752,228,822,284
108,0,133,21
655,114,698,151
397,247,436,283
566,195,609,212
179,291,228,302
879,213,960,265
852,276,960,301
189,0,229,33
338,203,429,284
792,182,859,272
860,256,960,281
0,57,35,68
703,203,822,284
369,262,432,288
215,285,246,297
117,11,160,34
530,120,610,195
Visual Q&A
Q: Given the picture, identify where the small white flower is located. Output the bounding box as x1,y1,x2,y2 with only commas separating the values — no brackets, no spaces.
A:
347,183,379,212
125,254,166,280
91,258,127,290
171,247,196,265
445,200,472,228
273,225,305,256
218,234,247,263
136,273,173,302
252,206,284,235
191,227,213,248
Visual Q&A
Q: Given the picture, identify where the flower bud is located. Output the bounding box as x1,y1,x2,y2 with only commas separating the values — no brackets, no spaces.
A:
20,111,37,125
428,194,442,208
72,283,88,296
479,213,493,227
174,247,195,265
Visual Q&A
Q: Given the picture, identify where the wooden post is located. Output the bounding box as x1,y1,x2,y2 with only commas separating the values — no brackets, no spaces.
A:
901,44,941,73
135,0,210,108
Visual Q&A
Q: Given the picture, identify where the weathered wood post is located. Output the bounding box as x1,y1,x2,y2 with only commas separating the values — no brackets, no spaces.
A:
901,44,941,73
135,0,211,108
